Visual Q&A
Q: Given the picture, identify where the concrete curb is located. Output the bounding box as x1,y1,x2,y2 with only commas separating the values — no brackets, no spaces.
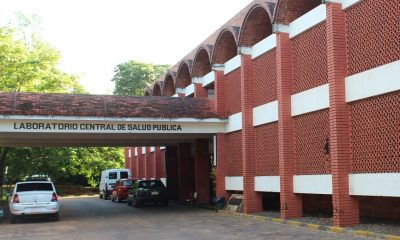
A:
217,210,400,240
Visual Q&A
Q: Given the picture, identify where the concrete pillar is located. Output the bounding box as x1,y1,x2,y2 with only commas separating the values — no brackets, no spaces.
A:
165,146,179,200
161,149,166,178
155,147,162,179
241,53,262,213
137,147,144,179
326,2,359,227
195,138,211,205
178,143,194,202
276,31,303,219
145,147,152,179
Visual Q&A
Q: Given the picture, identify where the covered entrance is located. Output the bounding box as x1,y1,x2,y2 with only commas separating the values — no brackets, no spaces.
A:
0,91,226,205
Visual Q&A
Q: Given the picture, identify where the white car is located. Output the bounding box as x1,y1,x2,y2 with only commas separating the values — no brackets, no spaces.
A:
9,181,60,223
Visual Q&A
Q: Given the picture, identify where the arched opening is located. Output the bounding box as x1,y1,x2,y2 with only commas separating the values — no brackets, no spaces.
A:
176,62,191,89
239,6,273,47
275,0,321,25
192,48,211,78
212,30,237,64
163,75,175,97
153,83,162,96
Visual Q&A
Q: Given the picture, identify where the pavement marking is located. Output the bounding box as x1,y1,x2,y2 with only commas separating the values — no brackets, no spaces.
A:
60,195,98,199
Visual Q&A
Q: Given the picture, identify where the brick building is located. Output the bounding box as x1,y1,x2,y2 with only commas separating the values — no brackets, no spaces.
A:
126,0,400,227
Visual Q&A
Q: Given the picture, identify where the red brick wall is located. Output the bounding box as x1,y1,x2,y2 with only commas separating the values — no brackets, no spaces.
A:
148,151,155,179
346,0,400,76
294,110,330,175
292,23,328,94
225,69,242,115
225,131,242,176
350,92,400,173
255,123,279,176
275,0,321,25
254,50,277,106
160,150,166,178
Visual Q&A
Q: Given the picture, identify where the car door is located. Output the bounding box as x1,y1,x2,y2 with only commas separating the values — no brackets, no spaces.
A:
113,180,121,198
131,181,140,200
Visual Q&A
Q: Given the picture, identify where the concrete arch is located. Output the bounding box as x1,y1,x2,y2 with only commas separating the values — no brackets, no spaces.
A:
163,73,176,97
152,81,162,96
192,47,212,78
176,62,192,89
212,28,238,64
239,4,273,47
274,0,321,25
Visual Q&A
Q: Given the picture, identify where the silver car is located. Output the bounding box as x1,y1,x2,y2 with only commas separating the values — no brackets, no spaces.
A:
9,181,60,223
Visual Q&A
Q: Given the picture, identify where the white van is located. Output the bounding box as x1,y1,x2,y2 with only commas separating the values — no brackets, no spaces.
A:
99,169,131,200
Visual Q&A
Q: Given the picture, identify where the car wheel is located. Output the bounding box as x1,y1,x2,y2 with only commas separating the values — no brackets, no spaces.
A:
52,212,59,222
111,195,115,202
99,193,103,199
9,215,17,224
134,197,140,208
117,195,122,203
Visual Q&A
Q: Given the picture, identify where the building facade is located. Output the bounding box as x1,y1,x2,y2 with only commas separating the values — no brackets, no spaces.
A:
125,0,400,227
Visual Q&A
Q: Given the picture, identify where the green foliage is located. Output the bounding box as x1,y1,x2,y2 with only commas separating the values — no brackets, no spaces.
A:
0,14,119,190
0,14,85,94
112,60,170,96
5,147,124,187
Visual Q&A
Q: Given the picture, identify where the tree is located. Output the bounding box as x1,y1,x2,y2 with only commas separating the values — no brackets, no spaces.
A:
112,60,170,96
4,147,124,187
0,27,85,94
0,14,86,197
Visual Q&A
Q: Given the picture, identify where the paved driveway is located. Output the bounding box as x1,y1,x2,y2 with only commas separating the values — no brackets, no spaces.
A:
0,197,371,240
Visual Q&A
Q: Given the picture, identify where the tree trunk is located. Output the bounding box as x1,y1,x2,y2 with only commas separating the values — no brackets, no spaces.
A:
0,147,9,198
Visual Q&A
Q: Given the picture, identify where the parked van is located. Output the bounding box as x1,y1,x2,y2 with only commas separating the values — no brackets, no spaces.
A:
99,169,131,200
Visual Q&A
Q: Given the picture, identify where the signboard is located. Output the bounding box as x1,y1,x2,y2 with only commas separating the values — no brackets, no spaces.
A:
0,117,226,134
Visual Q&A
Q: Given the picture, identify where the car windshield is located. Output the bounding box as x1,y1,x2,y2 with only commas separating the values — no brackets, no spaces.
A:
16,183,53,192
139,181,164,189
109,172,117,179
120,171,128,179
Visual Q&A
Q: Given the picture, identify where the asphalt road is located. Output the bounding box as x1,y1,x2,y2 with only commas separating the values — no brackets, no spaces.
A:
0,197,372,240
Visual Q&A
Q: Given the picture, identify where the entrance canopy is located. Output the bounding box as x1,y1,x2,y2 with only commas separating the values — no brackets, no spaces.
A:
0,92,226,147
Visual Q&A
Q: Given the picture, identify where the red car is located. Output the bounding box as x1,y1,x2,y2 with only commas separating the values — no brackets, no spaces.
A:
111,178,136,203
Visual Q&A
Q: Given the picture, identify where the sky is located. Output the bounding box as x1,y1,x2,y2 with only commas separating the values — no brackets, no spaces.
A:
0,0,253,94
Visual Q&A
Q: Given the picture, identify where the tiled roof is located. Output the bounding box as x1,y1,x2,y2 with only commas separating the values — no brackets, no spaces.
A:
0,92,221,119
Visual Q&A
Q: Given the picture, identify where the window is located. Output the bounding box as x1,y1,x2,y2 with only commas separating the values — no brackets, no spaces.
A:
109,172,117,179
16,183,53,192
120,171,128,179
122,180,133,187
139,180,164,189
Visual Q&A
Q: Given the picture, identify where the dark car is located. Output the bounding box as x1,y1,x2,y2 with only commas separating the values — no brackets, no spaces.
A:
111,178,136,203
127,180,168,207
